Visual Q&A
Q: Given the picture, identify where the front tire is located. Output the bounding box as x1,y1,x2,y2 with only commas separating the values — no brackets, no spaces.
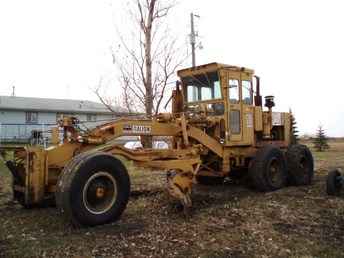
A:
327,169,342,196
249,145,287,192
56,152,130,227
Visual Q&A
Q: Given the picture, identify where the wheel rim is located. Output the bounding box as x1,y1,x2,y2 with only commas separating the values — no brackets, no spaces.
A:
267,157,283,186
82,171,117,215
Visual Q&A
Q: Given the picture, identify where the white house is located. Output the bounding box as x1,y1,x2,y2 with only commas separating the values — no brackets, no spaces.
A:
0,95,125,143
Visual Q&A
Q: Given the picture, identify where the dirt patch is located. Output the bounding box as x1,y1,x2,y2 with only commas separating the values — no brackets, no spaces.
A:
1,141,344,257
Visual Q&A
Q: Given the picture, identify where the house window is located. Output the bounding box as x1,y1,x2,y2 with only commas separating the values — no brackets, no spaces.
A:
87,114,97,122
26,112,38,124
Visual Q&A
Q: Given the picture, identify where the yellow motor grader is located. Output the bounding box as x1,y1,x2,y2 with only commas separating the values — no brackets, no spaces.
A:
1,62,314,227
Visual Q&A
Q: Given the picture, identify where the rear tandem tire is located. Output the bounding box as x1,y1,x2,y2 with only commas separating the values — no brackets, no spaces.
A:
249,145,287,192
326,169,342,196
55,152,131,227
286,144,314,185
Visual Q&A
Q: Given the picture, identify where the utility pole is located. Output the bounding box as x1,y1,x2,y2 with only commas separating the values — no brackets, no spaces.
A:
190,13,200,67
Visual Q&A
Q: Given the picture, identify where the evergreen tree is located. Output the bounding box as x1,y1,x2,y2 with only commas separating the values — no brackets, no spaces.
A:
289,109,299,144
313,125,330,151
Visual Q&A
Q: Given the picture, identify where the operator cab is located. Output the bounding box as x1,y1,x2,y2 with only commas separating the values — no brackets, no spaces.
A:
176,62,262,145
177,62,259,112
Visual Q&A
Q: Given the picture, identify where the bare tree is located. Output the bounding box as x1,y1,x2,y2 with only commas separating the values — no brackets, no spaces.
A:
101,0,187,117
120,73,137,114
95,0,188,147
94,77,117,113
94,76,138,114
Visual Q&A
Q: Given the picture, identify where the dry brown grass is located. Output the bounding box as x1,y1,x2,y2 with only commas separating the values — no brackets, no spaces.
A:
0,141,344,258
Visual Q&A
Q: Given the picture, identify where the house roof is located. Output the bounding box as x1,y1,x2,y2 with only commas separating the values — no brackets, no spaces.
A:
0,96,124,114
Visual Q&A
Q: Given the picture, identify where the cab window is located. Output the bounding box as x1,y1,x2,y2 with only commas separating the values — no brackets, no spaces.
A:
214,81,221,99
187,85,198,102
228,79,239,104
201,87,212,100
184,72,222,102
242,80,252,105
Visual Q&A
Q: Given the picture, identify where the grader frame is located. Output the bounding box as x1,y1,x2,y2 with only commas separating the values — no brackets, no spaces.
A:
2,62,314,227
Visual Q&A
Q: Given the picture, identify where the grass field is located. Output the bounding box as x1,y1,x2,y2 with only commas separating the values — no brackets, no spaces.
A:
0,140,344,258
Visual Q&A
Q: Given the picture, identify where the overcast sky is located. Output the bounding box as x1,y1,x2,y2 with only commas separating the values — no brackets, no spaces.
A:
0,0,343,136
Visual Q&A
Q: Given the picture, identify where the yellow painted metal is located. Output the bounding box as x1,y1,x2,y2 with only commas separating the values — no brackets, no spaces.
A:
254,107,263,131
136,158,200,173
177,62,254,78
25,147,46,204
167,171,193,209
179,114,190,146
46,143,82,167
187,126,223,157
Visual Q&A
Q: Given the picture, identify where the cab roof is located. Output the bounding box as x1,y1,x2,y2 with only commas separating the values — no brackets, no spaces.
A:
177,62,254,77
